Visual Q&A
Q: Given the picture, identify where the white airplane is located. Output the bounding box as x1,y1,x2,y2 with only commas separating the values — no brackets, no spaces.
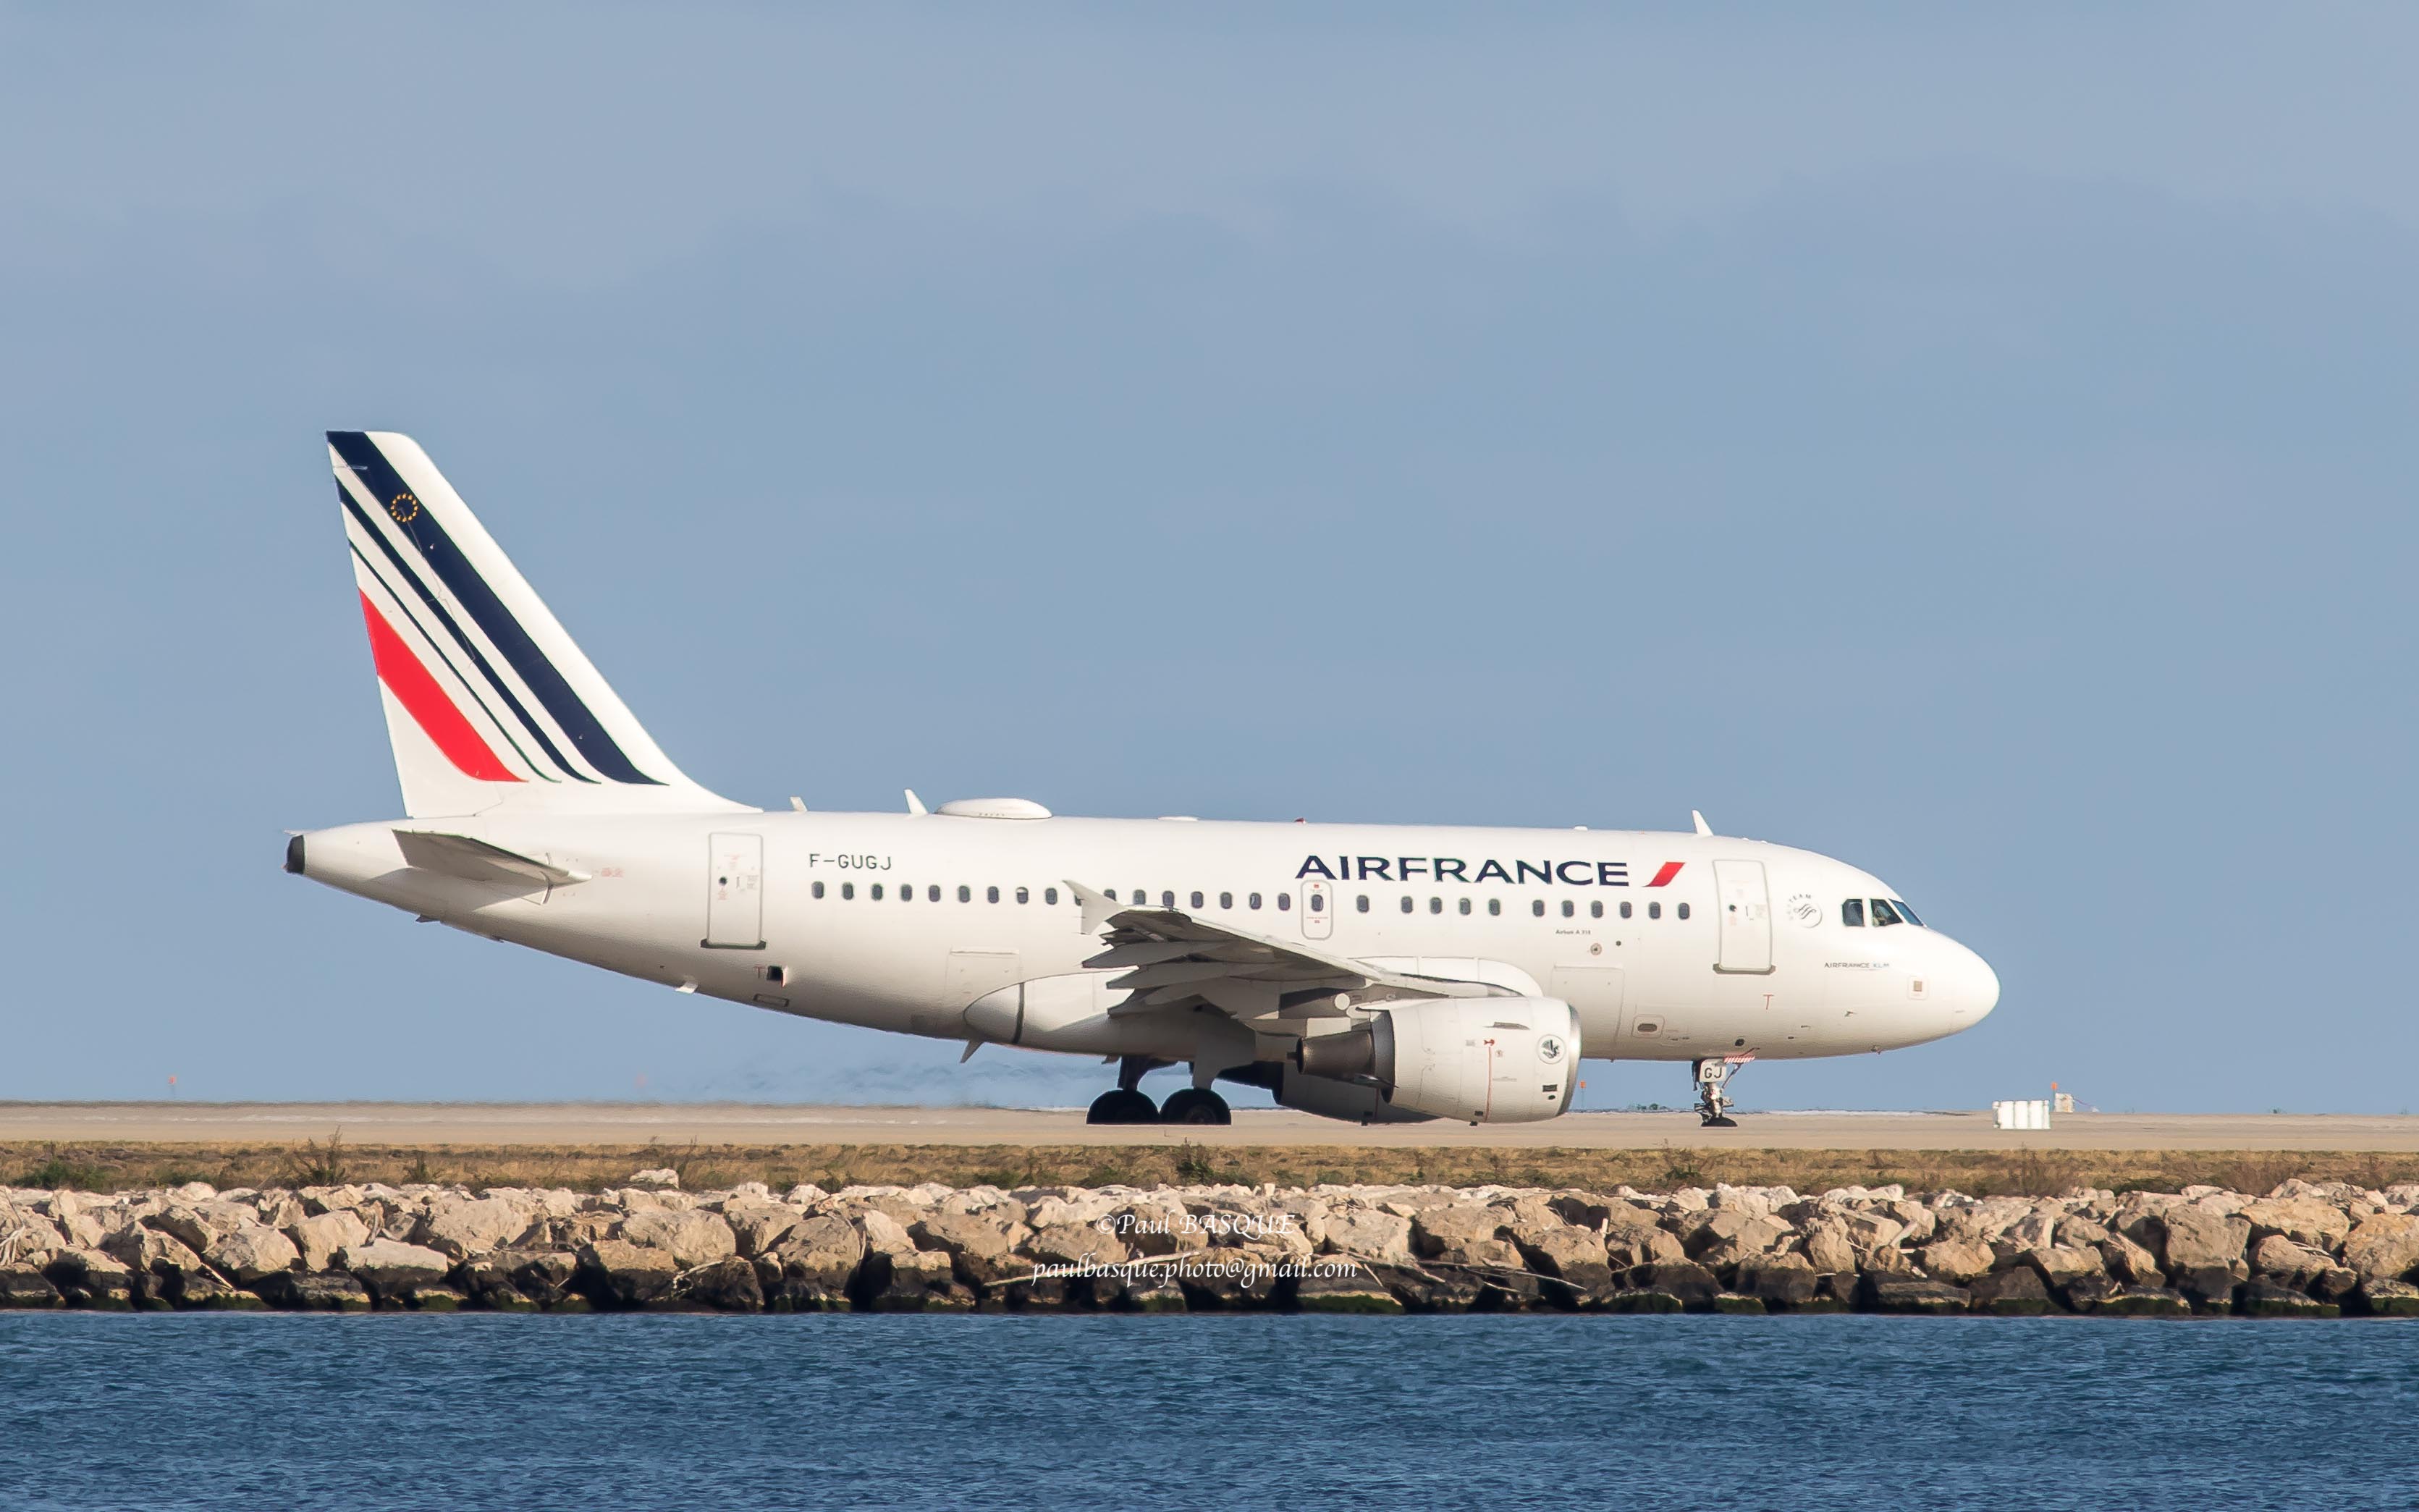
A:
290,432,2000,1128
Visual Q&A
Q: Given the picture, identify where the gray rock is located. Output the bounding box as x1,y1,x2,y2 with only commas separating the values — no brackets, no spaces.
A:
1293,1269,1405,1314
2236,1279,2336,1318
2357,1277,2419,1317
861,1248,976,1312
757,1215,866,1312
2096,1285,2192,1317
1604,1215,1689,1270
43,1249,135,1309
1798,1216,1859,1275
1859,1275,1970,1314
1624,1261,1720,1309
677,1256,765,1313
1364,1262,1485,1313
2341,1213,2419,1282
1968,1266,2053,1316
416,1196,533,1259
1734,1254,1818,1308
204,1225,300,1285
2156,1207,2252,1272
287,1209,371,1272
578,1239,681,1307
2058,1272,2121,1312
912,1211,1028,1286
722,1202,805,1259
1410,1206,1504,1260
1514,1224,1615,1298
1685,1210,1792,1270
1917,1238,1996,1285
337,1239,452,1298
256,1272,372,1312
619,1209,738,1268
2239,1197,2352,1251
1325,1209,1417,1267
0,1264,62,1309
2099,1233,2165,1287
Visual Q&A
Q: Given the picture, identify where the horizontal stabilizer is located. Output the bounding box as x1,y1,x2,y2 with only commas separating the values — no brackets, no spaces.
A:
392,829,590,890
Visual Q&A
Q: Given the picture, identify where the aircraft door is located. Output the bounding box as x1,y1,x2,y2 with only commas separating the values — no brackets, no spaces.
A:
1713,858,1773,974
1301,879,1333,940
704,832,766,949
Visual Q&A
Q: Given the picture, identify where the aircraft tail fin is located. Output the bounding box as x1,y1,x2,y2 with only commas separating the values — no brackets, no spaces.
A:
327,430,752,819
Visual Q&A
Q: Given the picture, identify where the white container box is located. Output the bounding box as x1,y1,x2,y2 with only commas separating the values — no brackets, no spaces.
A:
1992,1099,2051,1131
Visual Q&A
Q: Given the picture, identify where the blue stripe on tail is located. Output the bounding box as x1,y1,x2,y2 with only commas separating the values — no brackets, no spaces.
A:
329,431,662,786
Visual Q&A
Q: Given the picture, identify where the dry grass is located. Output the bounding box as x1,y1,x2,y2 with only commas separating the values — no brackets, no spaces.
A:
7,1140,2418,1196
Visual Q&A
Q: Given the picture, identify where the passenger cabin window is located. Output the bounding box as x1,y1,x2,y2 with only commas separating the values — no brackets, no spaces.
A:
1488,899,1501,916
1015,887,1028,904
811,882,825,900
1248,892,1263,910
987,886,1000,903
1841,899,1865,926
1191,891,1204,909
1621,901,1632,919
1306,893,1322,913
1561,900,1575,918
1220,892,1233,909
1278,893,1292,911
1044,887,1059,905
1430,897,1443,914
842,882,856,900
871,883,885,900
1161,891,1175,909
1458,898,1472,916
958,885,971,903
1356,895,1371,913
1400,896,1414,913
1532,900,1545,917
1647,901,1660,919
927,884,940,903
1870,898,1904,927
1590,900,1603,918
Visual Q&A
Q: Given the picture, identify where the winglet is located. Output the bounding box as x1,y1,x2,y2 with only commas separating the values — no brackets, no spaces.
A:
1692,809,1713,837
905,789,929,816
1065,880,1123,935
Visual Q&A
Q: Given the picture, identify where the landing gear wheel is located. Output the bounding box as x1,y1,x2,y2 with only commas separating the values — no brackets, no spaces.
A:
1159,1088,1232,1125
1087,1089,1160,1125
1693,1058,1739,1128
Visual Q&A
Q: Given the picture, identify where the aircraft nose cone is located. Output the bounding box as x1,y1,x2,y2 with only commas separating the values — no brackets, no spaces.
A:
1945,939,1999,1025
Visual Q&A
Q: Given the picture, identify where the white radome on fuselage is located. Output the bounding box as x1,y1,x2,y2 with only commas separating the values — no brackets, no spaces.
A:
291,430,2000,1125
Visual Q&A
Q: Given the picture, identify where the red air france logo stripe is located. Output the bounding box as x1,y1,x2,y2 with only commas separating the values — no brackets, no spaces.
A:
358,591,521,782
1647,861,1685,887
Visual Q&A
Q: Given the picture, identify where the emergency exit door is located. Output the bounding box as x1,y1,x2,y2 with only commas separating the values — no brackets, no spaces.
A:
1712,858,1773,974
704,832,765,949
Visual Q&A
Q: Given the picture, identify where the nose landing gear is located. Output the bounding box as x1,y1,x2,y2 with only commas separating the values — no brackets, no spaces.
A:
1693,1057,1742,1128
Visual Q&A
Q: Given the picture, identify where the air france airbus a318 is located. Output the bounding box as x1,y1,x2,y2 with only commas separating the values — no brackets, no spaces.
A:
288,432,2000,1127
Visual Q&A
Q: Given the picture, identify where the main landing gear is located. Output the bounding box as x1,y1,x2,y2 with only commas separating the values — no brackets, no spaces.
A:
1693,1057,1741,1128
1084,1055,1235,1125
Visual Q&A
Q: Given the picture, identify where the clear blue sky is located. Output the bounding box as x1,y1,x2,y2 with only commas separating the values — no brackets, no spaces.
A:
3,6,2412,1112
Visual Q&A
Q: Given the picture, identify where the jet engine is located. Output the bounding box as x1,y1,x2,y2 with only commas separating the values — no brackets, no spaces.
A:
1293,997,1580,1123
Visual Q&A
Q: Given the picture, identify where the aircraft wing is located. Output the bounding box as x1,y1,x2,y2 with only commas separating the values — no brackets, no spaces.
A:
1064,880,1501,1025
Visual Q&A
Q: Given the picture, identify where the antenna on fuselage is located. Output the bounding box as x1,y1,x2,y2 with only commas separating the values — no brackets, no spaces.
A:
1692,809,1713,837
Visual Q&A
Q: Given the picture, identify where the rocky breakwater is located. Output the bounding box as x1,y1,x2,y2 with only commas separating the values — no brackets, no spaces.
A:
4,1170,2418,1317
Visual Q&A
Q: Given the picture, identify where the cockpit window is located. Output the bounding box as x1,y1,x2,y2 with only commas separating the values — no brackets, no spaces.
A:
1891,899,1923,926
1869,898,1904,927
1841,898,1865,927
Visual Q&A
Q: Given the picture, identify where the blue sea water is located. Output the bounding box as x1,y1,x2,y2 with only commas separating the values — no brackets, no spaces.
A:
2,1314,2412,1511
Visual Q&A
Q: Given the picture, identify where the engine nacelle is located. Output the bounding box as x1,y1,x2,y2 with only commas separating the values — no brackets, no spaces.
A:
1294,997,1579,1123
1270,1064,1435,1124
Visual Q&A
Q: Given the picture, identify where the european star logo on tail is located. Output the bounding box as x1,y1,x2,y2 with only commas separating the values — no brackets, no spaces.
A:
329,431,752,819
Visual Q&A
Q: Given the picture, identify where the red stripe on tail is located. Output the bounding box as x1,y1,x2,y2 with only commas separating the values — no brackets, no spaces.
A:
358,591,520,782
